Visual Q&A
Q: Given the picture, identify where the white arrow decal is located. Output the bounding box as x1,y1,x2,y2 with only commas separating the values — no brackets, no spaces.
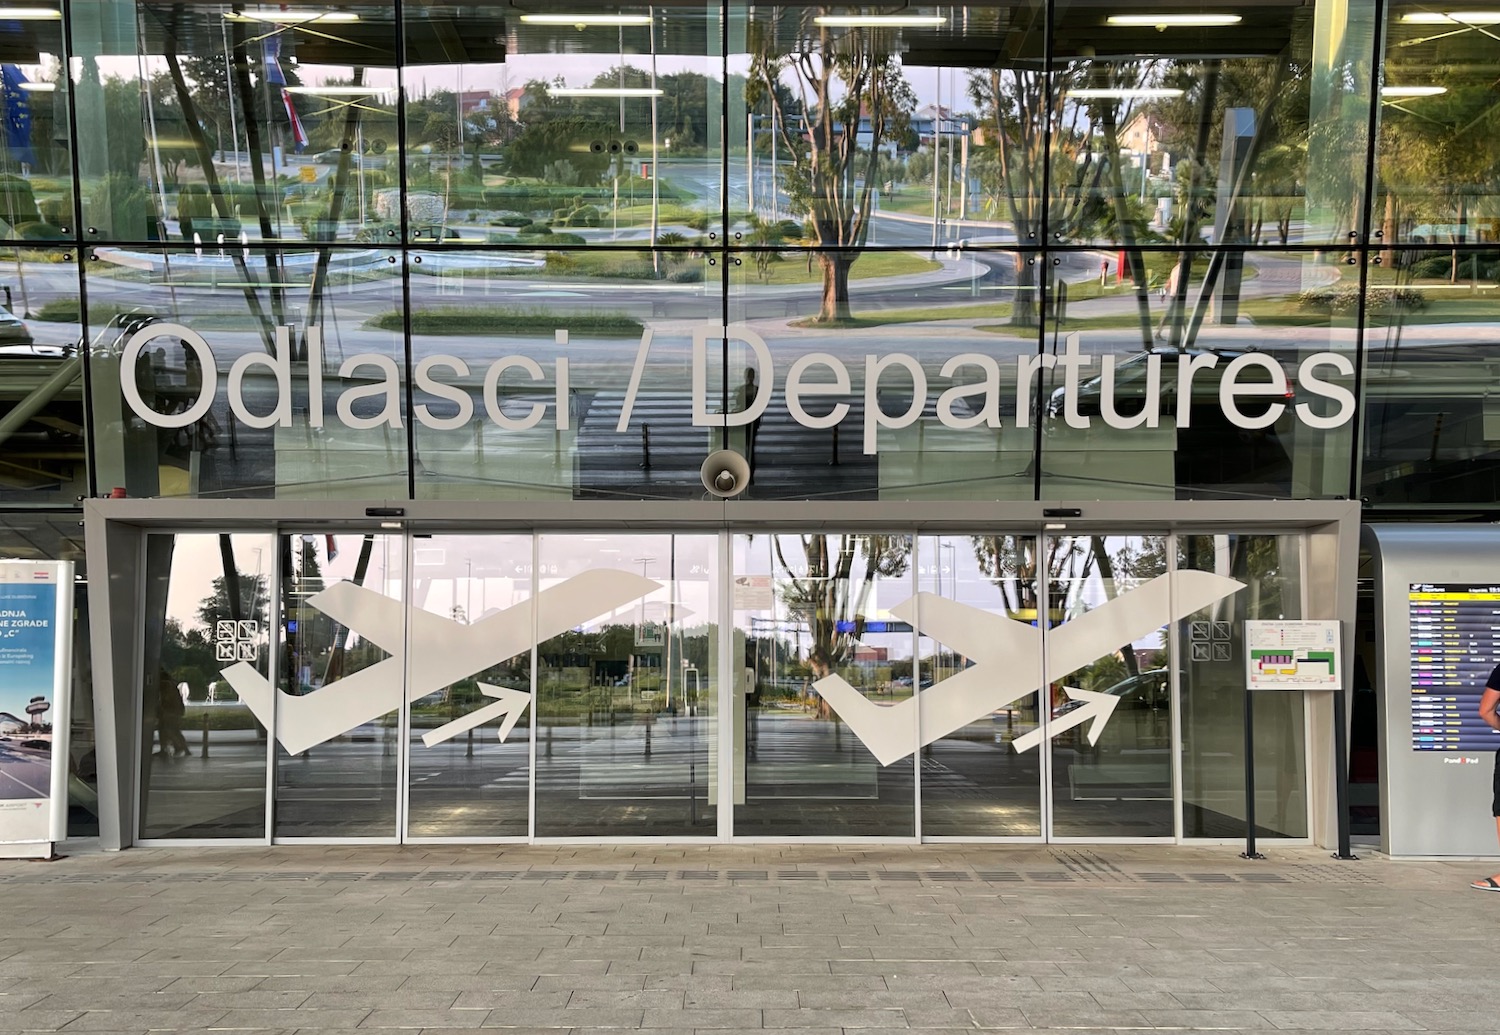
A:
812,570,1243,766
221,569,659,755
812,594,1041,766
1011,687,1120,753
422,683,531,747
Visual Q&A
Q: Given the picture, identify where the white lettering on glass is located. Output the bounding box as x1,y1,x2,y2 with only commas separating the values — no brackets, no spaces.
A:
114,322,1360,445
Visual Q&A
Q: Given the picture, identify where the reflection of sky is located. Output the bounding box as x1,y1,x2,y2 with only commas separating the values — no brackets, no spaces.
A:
162,534,277,634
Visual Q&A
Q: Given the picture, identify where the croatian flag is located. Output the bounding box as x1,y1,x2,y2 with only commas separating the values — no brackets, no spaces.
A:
263,37,308,152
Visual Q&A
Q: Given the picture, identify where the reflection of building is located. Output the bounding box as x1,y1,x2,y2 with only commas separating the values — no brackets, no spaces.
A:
1119,110,1171,175
456,90,493,117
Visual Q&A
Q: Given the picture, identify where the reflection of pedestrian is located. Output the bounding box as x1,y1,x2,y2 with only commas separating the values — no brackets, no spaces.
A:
157,672,188,758
1154,263,1183,340
739,367,762,482
1099,259,1109,286
1470,670,1500,891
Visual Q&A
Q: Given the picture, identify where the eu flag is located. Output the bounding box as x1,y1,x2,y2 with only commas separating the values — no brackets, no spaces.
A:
0,64,35,168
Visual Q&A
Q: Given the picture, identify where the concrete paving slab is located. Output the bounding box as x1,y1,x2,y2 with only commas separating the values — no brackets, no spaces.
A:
0,843,1495,1033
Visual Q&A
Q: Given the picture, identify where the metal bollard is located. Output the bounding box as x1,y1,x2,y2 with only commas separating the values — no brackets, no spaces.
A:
640,422,651,469
644,721,652,759
466,726,474,758
201,711,210,759
830,423,840,466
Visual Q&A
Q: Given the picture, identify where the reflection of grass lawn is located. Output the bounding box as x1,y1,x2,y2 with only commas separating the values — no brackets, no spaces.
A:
1241,292,1500,327
368,307,643,336
746,250,941,285
977,315,1144,336
800,301,1014,328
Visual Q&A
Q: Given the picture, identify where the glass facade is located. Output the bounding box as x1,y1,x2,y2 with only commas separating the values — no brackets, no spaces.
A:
0,0,1490,507
0,0,1476,843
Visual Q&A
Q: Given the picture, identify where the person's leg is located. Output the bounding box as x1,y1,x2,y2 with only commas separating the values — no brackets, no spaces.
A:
1474,752,1500,889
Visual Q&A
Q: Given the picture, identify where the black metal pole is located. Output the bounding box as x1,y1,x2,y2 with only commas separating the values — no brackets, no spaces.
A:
1332,686,1358,860
1241,686,1265,859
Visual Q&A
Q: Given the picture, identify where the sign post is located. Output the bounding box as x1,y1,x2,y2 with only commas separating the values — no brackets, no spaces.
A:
0,560,74,859
1242,619,1344,861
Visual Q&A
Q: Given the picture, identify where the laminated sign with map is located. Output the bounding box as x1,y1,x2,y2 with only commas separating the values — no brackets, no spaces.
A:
1243,620,1341,691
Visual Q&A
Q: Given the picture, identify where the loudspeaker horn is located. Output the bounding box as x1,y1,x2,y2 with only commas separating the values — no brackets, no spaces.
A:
699,449,751,498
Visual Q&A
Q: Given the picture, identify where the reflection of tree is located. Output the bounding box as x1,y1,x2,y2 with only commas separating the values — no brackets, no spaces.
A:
972,535,1166,686
771,535,911,712
1377,66,1500,275
1148,57,1304,346
195,573,268,631
970,61,1158,336
747,18,916,323
160,618,216,702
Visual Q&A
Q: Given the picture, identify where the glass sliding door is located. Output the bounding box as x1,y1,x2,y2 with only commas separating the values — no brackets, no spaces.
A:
533,534,718,837
1178,534,1308,839
404,535,533,839
1045,534,1175,839
138,533,273,839
732,533,916,837
916,534,1044,838
273,533,404,839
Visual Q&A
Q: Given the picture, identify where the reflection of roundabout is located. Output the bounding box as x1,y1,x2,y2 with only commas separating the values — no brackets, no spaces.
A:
94,249,391,276
91,248,549,278
406,253,547,274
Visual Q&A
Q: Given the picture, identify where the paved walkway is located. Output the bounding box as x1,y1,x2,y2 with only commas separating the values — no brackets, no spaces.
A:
0,843,1494,1034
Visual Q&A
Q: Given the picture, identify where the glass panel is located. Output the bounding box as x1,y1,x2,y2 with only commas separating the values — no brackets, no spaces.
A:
534,534,716,837
70,0,399,245
1,2,72,242
917,534,1042,838
403,1,723,246
733,532,915,836
1046,533,1173,838
273,532,402,838
405,534,531,838
1377,1,1500,245
1178,533,1307,839
407,246,715,501
0,245,86,503
1049,0,1374,249
1360,248,1500,507
0,514,93,836
1037,248,1358,500
731,3,1045,252
725,248,1035,501
139,532,272,839
84,245,406,499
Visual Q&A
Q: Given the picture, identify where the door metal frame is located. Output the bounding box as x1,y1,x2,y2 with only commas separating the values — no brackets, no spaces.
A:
86,498,1358,850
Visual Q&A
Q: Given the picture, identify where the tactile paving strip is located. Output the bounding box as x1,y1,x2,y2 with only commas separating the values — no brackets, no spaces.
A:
0,865,1384,886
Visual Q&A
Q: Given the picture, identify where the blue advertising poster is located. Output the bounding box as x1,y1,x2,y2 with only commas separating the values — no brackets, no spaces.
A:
0,563,67,844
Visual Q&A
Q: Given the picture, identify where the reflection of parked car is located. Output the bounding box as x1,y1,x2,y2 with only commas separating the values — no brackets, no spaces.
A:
1053,669,1170,719
0,303,32,347
1047,346,1294,493
1408,223,1469,244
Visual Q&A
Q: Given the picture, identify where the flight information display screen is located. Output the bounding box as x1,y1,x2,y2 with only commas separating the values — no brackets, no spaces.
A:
1410,584,1500,751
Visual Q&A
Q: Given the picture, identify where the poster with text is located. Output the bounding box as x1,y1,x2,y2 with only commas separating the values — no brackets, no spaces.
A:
0,561,73,845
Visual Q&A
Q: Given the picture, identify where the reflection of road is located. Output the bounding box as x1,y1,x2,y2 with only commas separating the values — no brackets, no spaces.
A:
135,707,1168,838
0,743,50,800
